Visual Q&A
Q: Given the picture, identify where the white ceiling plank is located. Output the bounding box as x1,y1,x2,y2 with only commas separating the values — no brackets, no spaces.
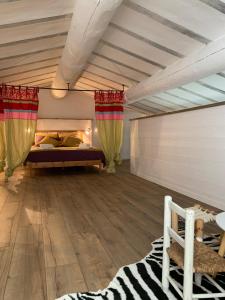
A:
7,74,55,85
102,26,178,66
79,77,113,90
199,74,225,91
2,66,57,82
0,35,66,59
82,71,123,90
25,79,54,86
0,58,59,77
85,65,137,87
139,99,171,112
0,16,71,45
126,104,152,115
182,82,225,101
130,0,225,41
74,84,93,96
167,88,212,105
89,54,147,81
0,48,63,70
144,95,185,110
95,43,161,74
75,81,98,90
156,92,195,108
0,0,74,26
130,102,163,113
112,5,204,56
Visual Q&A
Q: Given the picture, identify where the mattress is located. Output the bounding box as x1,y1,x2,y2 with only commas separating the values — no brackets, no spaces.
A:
25,146,105,164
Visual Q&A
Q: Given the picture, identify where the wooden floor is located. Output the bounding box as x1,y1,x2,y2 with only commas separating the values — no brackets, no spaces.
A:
0,161,220,300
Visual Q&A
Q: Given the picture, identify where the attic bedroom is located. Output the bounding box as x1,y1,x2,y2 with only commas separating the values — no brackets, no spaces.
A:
0,0,225,299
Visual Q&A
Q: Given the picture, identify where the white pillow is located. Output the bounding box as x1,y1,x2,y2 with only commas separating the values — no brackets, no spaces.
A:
79,143,90,149
40,143,54,149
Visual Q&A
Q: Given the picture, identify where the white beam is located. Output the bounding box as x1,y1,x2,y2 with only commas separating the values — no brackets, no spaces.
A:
126,36,225,103
52,0,123,98
0,0,74,26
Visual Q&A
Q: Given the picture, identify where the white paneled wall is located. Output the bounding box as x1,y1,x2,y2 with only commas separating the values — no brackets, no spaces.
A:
131,106,225,210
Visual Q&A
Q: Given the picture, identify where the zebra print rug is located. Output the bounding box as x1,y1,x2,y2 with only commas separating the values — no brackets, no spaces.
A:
57,234,225,300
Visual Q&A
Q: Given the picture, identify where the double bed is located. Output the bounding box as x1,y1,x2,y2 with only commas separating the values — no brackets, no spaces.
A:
25,146,105,170
24,120,105,170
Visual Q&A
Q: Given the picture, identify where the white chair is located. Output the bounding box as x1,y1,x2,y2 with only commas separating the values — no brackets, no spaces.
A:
162,195,225,300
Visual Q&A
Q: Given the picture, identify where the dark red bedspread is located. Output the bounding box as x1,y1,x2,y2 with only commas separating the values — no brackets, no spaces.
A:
25,148,105,164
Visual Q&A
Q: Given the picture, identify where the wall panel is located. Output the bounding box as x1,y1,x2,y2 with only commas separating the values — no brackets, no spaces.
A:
131,106,225,209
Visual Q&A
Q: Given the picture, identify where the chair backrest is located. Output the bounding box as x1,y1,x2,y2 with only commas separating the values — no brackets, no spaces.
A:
163,196,195,278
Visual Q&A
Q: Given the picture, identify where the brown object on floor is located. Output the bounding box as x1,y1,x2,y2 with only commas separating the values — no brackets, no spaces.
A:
168,241,225,276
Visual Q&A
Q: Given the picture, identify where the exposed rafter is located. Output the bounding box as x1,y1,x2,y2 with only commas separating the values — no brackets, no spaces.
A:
126,34,225,104
52,0,123,98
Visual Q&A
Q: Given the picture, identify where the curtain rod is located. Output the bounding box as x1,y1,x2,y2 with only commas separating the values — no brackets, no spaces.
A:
1,83,125,92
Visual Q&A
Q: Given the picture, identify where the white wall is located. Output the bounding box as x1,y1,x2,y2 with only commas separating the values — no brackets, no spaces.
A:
38,89,95,119
121,110,146,159
131,106,225,210
38,90,141,159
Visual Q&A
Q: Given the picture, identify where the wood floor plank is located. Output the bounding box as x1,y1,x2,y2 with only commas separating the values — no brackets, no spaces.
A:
71,232,117,291
0,161,221,299
46,264,87,300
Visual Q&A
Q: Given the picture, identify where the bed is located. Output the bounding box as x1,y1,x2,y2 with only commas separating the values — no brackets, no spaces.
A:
24,124,105,170
25,146,105,170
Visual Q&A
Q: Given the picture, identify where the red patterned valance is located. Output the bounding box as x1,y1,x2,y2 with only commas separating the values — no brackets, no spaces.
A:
0,84,39,121
94,90,124,120
0,84,39,101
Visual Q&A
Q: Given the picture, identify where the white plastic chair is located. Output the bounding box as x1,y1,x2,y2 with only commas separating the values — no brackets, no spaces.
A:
162,195,225,300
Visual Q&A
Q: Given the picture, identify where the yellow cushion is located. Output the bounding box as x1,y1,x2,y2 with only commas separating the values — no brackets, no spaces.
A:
58,131,83,140
36,132,58,139
38,136,60,147
62,136,82,147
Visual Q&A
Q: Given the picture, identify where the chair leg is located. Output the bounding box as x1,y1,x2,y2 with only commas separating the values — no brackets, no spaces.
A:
195,219,204,242
162,196,172,291
218,232,225,257
162,251,170,291
183,209,195,300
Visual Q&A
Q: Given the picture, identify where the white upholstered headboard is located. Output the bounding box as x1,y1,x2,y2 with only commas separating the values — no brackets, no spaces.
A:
36,118,93,144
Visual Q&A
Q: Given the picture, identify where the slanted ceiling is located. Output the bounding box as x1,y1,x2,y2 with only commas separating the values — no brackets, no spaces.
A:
1,0,225,115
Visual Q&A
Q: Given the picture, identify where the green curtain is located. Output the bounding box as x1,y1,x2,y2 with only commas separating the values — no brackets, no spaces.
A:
0,85,39,177
96,119,123,173
4,119,37,177
95,90,124,173
0,120,5,172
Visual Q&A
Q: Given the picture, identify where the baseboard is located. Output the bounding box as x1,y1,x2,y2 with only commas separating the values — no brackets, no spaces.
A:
131,170,225,210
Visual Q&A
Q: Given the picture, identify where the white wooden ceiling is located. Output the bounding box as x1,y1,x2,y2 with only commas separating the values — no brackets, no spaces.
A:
1,0,225,115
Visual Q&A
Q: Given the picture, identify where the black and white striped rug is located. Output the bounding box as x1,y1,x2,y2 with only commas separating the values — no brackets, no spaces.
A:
57,234,225,300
